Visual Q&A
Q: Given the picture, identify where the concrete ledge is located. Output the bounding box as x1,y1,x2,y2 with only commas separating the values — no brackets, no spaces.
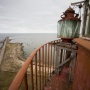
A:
0,37,8,64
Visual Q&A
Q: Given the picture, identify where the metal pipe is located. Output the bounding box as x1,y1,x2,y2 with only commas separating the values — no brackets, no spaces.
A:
24,73,28,90
48,44,50,76
50,44,52,76
35,54,38,90
9,52,36,90
30,60,34,90
60,49,63,63
45,44,47,85
53,44,55,70
39,49,41,90
42,46,44,90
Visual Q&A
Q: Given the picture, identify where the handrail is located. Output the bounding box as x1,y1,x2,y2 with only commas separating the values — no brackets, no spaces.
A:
9,39,61,90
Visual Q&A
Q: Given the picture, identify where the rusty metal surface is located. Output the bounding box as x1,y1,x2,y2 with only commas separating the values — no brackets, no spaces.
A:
9,38,76,90
9,50,36,90
39,49,41,90
44,66,72,90
35,53,38,90
55,42,77,75
9,39,61,90
60,7,80,21
74,38,90,52
23,73,28,90
42,46,44,90
30,61,34,90
62,38,73,43
73,39,90,90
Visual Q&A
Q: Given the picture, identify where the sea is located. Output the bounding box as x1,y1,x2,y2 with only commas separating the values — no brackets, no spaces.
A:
0,33,58,58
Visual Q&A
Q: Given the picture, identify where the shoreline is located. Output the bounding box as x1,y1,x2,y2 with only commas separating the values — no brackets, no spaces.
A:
0,37,25,72
0,38,26,90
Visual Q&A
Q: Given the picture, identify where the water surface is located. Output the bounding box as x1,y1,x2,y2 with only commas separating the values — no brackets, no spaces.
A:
0,33,58,58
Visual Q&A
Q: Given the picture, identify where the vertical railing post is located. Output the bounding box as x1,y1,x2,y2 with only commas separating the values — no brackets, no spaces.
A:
39,49,41,90
60,49,63,64
9,39,62,90
45,44,47,86
30,60,34,90
53,43,55,70
55,46,60,74
24,72,28,90
50,43,52,76
48,44,50,76
35,53,38,90
42,46,44,90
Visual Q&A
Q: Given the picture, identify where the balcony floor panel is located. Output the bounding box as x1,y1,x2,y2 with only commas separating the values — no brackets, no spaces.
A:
45,67,72,90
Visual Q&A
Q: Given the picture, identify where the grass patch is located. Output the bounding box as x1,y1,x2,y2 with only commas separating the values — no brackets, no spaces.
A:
0,71,17,90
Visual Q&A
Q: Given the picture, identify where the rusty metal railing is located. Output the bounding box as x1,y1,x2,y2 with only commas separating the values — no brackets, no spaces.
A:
9,39,61,90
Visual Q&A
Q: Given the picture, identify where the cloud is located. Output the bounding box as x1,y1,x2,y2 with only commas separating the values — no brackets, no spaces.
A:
0,0,81,33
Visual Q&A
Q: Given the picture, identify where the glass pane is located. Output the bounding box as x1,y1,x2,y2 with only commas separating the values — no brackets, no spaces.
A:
57,20,81,38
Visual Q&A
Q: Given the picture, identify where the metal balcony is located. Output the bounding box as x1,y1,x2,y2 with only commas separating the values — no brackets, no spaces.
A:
9,39,77,90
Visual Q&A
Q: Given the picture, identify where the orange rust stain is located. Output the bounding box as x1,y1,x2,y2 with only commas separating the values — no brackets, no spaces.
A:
73,46,90,90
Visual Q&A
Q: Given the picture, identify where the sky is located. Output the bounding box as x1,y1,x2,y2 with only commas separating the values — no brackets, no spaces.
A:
0,0,81,33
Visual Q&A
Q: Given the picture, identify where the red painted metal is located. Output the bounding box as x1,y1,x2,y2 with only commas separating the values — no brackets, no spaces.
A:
53,43,55,70
73,38,90,90
35,53,38,90
60,7,80,21
48,44,50,77
9,39,61,90
44,67,72,90
62,38,72,43
30,61,34,90
74,38,90,51
50,44,52,77
24,73,28,90
45,45,47,86
39,49,41,90
42,46,44,90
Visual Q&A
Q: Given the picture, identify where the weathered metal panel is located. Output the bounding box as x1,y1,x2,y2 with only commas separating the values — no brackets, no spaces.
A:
57,20,81,38
73,40,90,90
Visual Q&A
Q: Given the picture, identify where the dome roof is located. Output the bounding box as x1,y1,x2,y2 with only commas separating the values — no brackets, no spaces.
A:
65,7,75,13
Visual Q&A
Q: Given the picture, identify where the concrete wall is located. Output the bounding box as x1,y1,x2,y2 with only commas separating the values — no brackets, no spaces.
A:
0,37,8,64
73,39,90,90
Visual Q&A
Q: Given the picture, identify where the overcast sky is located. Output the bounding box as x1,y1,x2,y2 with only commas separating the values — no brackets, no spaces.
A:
0,0,80,33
